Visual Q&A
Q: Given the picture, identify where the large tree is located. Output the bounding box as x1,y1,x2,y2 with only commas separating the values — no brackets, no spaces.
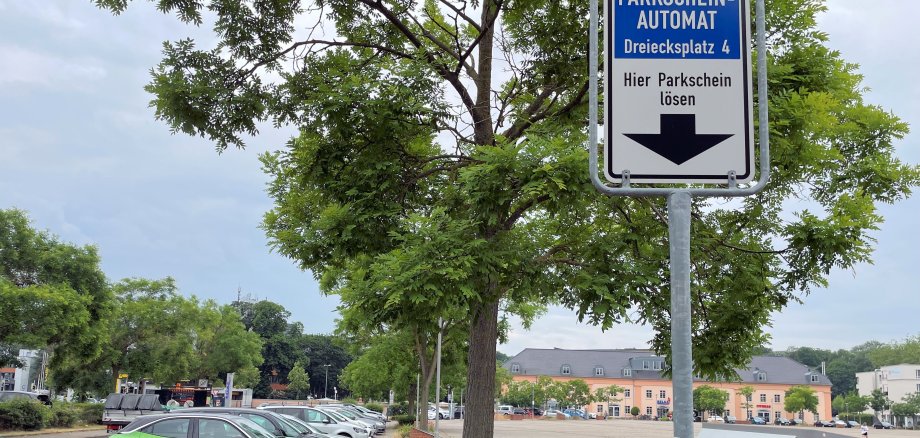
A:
0,208,111,370
97,0,919,436
693,385,730,416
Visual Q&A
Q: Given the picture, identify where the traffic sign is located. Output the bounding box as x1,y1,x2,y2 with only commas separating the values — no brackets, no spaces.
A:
606,0,754,184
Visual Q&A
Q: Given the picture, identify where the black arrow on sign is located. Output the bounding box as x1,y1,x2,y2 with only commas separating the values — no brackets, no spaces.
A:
624,114,733,165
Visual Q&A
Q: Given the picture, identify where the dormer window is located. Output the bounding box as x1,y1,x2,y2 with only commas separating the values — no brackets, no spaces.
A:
561,365,571,375
623,368,632,377
810,374,819,383
653,361,662,370
595,367,604,376
511,363,521,374
643,360,650,370
756,371,767,382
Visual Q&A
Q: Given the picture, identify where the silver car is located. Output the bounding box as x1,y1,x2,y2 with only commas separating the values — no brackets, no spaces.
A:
260,406,369,438
316,406,384,434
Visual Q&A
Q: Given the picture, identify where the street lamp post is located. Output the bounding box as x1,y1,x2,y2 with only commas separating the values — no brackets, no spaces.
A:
323,364,331,399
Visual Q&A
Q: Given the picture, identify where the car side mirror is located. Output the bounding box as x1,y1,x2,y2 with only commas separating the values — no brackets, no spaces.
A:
322,418,330,424
275,429,285,436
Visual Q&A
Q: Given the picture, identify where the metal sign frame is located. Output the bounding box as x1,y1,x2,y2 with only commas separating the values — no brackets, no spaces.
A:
589,0,770,197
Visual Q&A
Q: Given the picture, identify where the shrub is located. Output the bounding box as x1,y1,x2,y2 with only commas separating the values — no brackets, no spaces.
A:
393,414,416,425
388,402,408,417
0,399,50,431
342,397,359,405
49,403,79,428
396,424,413,438
365,402,384,414
73,403,104,425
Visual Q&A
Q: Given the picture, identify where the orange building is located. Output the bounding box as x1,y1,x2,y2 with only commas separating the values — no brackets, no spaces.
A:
505,348,832,423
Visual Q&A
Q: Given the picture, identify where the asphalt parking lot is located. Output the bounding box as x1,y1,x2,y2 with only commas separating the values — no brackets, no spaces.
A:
398,419,920,438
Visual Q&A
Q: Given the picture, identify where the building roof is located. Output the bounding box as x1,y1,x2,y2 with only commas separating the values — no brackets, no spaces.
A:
504,348,832,386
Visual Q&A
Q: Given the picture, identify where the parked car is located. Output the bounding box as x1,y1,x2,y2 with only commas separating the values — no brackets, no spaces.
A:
725,416,737,424
175,407,319,437
261,406,369,438
317,406,385,433
543,409,569,419
512,407,526,415
563,408,588,419
453,405,465,419
814,419,836,427
706,415,724,423
774,417,791,426
846,420,860,428
874,421,893,429
115,413,276,438
749,416,766,425
792,418,804,425
496,405,514,415
278,414,335,438
832,419,847,427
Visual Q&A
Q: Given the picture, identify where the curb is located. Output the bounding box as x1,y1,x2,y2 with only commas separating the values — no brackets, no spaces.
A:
0,425,105,437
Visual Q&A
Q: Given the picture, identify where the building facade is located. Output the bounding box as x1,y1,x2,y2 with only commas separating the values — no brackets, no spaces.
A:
855,364,920,421
504,348,833,422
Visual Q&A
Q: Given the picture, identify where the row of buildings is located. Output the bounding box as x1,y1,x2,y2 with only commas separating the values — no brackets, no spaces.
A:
504,348,834,422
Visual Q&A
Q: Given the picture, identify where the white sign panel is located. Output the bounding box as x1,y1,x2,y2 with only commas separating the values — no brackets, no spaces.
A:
606,0,754,184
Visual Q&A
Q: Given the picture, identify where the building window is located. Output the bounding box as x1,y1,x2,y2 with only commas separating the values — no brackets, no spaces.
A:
561,365,571,375
511,363,520,373
746,394,752,402
595,367,604,376
623,368,632,377
916,383,920,392
626,405,631,416
810,374,819,383
624,389,631,397
774,394,780,403
759,394,766,403
775,411,781,420
916,369,920,379
646,390,653,398
643,360,650,370
659,390,667,399
757,372,767,382
597,404,604,413
653,361,662,370
646,406,653,415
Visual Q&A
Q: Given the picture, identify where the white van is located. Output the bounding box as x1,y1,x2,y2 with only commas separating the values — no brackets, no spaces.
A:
496,405,514,415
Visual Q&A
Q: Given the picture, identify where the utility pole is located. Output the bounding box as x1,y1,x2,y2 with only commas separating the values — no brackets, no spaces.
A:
323,364,331,399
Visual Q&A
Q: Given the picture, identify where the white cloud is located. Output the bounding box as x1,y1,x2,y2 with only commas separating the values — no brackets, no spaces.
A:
0,45,106,89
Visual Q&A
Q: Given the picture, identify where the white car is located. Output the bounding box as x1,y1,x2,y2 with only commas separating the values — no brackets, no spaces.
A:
707,415,724,423
260,406,369,438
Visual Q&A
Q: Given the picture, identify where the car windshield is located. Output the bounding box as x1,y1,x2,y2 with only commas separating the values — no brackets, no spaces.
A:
279,414,320,434
233,416,278,438
320,409,350,423
275,415,308,435
332,409,359,420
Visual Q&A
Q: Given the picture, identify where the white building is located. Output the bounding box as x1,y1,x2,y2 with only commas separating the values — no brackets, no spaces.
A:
855,364,920,422
12,349,47,392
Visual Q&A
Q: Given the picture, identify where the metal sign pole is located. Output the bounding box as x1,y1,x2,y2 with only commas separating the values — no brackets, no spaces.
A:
668,190,693,438
435,317,443,438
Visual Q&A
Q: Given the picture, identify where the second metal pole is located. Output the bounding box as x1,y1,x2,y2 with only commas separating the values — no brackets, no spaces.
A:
668,191,694,438
435,317,443,437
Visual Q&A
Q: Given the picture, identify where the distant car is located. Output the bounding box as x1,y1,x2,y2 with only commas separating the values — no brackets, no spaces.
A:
792,418,804,425
725,416,736,424
706,415,724,423
846,420,860,428
832,419,847,427
496,405,514,415
543,409,569,419
260,406,369,438
115,413,276,438
588,412,597,419
774,417,791,426
874,421,893,429
512,408,526,415
694,416,702,422
749,416,766,425
563,408,587,419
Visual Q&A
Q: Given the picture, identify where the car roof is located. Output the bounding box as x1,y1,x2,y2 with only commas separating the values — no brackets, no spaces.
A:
124,412,244,430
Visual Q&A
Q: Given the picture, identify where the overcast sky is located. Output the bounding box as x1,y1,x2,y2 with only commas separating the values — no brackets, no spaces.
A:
0,1,917,355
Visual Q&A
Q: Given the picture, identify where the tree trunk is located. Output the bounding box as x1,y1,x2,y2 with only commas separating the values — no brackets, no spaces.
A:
407,380,417,426
462,299,499,438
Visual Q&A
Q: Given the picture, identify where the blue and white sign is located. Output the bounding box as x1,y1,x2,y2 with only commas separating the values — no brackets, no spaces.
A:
606,0,754,184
